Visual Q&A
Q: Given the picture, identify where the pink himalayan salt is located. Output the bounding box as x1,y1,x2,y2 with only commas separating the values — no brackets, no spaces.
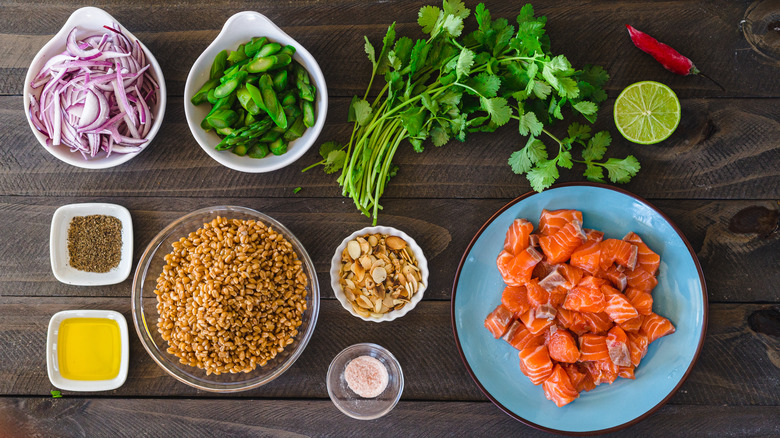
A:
344,355,389,398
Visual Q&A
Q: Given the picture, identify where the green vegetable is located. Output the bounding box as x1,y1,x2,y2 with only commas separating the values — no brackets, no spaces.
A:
51,390,62,398
293,187,302,194
305,1,639,224
269,137,288,155
244,37,268,57
259,74,287,129
248,143,270,158
207,109,239,129
284,115,306,141
227,45,247,62
273,70,288,92
191,36,317,159
210,50,228,79
191,78,219,106
257,42,282,58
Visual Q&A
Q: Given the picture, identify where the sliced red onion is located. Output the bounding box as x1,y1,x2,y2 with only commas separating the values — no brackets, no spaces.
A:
29,24,158,158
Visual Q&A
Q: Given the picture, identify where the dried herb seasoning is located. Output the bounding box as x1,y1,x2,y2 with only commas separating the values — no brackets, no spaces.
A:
67,215,122,273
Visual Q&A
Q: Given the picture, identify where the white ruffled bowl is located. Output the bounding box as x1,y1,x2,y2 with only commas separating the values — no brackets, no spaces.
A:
331,226,428,322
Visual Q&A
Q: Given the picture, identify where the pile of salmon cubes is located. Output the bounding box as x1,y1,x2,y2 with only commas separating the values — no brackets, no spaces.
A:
484,209,675,407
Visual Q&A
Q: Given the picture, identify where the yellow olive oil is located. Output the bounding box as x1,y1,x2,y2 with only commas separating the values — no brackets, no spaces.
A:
58,318,120,380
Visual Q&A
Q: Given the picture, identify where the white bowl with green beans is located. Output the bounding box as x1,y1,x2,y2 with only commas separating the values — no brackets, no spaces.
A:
184,11,327,173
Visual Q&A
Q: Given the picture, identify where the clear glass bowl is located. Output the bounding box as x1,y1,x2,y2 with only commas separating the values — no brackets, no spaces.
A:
131,206,319,392
327,343,404,420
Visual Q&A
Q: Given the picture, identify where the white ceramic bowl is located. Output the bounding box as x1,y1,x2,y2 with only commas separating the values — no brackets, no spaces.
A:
184,11,328,173
331,226,428,322
50,203,133,286
23,7,167,169
46,309,130,392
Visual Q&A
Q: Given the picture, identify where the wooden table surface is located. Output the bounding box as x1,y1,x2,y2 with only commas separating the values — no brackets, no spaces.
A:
1,0,778,436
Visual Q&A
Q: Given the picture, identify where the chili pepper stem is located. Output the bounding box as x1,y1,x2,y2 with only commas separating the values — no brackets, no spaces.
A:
698,71,725,91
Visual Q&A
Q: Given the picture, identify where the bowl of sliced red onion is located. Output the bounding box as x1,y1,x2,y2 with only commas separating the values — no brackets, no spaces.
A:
24,7,166,169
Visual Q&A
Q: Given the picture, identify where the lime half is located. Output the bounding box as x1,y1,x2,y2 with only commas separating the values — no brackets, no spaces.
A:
614,81,681,145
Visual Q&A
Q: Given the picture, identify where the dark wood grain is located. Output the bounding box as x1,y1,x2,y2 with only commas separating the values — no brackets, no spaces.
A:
0,197,777,302
1,96,779,200
1,1,778,99
1,296,778,407
1,398,778,437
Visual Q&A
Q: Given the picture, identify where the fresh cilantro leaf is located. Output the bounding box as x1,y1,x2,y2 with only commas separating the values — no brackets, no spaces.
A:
518,111,543,137
443,0,470,19
567,122,591,143
559,77,580,99
584,164,605,182
532,80,551,99
547,55,573,74
400,107,425,137
418,6,441,35
526,137,548,164
431,125,450,146
582,131,611,161
471,72,500,97
527,158,559,192
508,137,547,174
409,137,425,153
475,2,491,31
51,390,62,398
439,89,462,107
481,97,512,126
319,141,342,160
557,150,573,169
549,98,564,120
409,39,430,75
376,23,397,75
517,3,536,24
293,187,302,194
351,99,372,126
456,48,475,79
603,155,641,183
573,101,597,116
364,37,376,68
580,64,610,88
443,15,465,38
493,23,515,56
387,37,414,71
347,96,359,122
324,150,347,174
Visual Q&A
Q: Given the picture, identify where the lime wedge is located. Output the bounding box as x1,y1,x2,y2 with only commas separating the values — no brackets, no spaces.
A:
614,81,681,145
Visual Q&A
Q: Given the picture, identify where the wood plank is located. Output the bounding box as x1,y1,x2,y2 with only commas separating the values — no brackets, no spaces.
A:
0,398,778,437
1,296,778,406
0,197,776,302
1,96,779,200
1,1,778,98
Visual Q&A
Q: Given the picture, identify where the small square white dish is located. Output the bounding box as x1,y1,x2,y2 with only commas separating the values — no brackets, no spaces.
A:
50,203,133,285
46,309,130,392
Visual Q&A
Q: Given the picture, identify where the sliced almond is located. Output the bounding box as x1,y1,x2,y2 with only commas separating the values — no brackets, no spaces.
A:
386,235,407,250
357,294,373,309
351,262,365,282
356,237,370,255
383,295,395,308
344,278,356,290
359,255,372,270
347,240,361,260
373,296,382,313
344,288,355,302
371,266,387,284
368,235,378,247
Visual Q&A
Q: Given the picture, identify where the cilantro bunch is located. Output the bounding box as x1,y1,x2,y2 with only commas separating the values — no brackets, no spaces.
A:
306,1,640,224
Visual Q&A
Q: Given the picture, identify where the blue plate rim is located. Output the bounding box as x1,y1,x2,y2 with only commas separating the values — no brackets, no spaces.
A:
449,182,709,435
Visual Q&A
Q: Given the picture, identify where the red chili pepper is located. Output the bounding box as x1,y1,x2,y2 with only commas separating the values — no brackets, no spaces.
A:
625,25,699,76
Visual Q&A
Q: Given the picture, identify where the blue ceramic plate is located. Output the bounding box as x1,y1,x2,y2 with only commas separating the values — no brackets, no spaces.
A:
451,183,707,435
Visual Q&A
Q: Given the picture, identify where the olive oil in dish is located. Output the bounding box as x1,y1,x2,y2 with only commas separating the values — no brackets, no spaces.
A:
58,318,121,380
